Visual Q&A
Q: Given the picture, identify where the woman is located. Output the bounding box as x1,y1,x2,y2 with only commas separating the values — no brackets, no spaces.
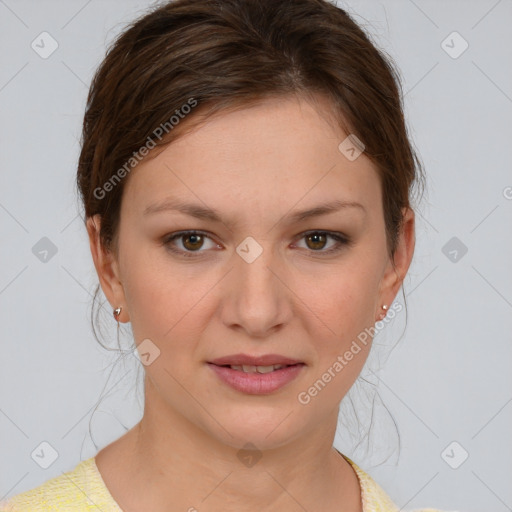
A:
1,0,447,510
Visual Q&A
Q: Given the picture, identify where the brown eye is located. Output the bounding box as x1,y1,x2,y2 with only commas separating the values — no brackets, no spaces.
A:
163,231,218,257
305,232,328,251
295,231,351,255
181,233,204,251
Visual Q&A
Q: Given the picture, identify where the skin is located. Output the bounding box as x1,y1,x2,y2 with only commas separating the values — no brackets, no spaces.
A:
87,94,415,512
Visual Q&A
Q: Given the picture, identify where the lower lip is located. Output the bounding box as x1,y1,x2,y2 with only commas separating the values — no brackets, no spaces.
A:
207,363,305,394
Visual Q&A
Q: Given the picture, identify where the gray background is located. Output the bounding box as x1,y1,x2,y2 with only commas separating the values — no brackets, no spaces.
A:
1,0,511,510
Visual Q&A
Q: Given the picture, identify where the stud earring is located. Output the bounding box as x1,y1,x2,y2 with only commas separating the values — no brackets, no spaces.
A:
378,304,388,321
113,307,122,323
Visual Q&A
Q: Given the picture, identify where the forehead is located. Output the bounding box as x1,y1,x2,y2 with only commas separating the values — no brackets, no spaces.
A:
121,95,381,221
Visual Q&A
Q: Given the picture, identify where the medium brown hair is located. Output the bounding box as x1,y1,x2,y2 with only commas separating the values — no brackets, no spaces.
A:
77,0,424,261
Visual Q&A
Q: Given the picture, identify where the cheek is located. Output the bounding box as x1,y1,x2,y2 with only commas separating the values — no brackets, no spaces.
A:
294,255,382,395
299,257,382,336
120,247,214,360
294,275,377,406
119,245,178,340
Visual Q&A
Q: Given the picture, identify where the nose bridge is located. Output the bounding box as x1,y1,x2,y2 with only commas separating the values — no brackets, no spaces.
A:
226,236,290,335
236,236,280,304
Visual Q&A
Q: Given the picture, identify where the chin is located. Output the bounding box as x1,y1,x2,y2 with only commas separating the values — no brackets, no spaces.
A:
199,401,306,451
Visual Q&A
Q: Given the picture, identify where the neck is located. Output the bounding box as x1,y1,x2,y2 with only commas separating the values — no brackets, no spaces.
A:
96,378,363,512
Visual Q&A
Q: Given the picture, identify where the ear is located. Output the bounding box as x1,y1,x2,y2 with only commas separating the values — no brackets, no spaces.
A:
376,207,415,319
86,214,129,323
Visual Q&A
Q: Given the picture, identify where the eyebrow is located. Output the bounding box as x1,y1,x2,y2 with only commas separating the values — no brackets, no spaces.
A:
143,197,366,227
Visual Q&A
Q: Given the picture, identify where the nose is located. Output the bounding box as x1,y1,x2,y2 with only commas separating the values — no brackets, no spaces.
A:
221,241,293,339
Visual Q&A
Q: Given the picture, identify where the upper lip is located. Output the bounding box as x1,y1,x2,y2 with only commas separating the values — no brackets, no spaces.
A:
209,353,303,366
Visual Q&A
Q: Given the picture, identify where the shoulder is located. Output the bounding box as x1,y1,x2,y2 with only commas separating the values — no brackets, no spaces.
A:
341,453,451,512
0,457,122,511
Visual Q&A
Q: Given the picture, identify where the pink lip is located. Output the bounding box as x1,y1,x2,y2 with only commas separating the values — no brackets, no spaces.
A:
207,360,305,395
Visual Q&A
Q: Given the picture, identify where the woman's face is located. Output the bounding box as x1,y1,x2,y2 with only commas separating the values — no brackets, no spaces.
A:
90,95,413,450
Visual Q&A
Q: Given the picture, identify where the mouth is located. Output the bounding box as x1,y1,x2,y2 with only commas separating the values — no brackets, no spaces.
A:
213,363,301,373
207,354,305,394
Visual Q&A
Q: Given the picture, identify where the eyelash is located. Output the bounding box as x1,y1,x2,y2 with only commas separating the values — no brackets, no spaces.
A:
162,230,352,258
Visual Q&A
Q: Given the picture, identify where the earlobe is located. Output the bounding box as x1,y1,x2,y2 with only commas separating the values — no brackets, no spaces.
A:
376,207,415,318
86,215,128,322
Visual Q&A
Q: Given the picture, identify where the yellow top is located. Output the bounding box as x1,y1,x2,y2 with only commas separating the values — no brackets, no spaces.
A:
0,453,445,511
